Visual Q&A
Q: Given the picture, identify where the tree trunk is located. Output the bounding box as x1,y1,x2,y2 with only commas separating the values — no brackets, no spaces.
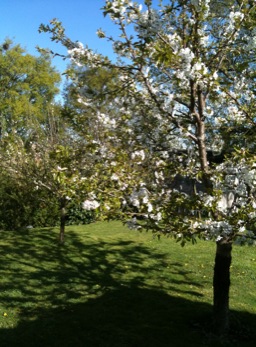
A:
59,198,66,243
213,238,232,335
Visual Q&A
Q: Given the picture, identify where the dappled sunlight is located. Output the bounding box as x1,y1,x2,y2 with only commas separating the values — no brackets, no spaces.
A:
0,226,205,316
0,224,255,346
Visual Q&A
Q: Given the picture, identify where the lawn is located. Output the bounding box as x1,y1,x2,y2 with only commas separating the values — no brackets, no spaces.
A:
0,221,255,346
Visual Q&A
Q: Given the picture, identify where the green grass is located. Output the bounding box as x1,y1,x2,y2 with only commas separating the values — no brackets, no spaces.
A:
0,221,255,346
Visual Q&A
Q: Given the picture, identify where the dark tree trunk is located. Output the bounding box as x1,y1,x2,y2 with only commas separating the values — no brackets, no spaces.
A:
213,238,232,335
59,197,66,243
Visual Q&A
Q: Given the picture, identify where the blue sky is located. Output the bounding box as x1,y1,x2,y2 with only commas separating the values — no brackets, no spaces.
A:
0,0,162,98
0,0,120,74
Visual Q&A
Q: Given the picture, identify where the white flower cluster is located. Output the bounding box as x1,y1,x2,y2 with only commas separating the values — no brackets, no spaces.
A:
227,105,246,123
173,47,210,88
216,192,235,213
154,170,164,184
135,9,161,38
221,163,256,189
103,0,143,25
68,42,102,68
111,173,119,181
197,28,210,47
107,0,134,18
166,33,182,54
215,164,255,209
210,221,233,240
129,186,152,212
179,47,195,71
82,199,100,210
67,42,85,67
126,185,163,222
97,112,117,129
191,0,210,14
149,211,162,221
189,159,256,242
224,11,244,35
194,219,233,241
131,149,145,162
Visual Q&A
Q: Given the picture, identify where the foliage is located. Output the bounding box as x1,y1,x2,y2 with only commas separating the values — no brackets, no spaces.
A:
0,40,66,230
0,39,60,138
0,40,99,234
0,173,32,230
65,200,96,225
0,172,59,230
0,129,100,235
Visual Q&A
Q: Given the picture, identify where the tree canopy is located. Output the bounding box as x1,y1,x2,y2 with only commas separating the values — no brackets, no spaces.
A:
40,0,256,240
38,0,256,334
0,40,61,139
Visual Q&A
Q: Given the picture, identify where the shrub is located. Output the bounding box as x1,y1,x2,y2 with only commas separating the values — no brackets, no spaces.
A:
66,200,96,225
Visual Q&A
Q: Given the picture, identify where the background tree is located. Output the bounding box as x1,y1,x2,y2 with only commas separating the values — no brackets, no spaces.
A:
0,40,60,139
0,109,99,242
0,40,99,238
0,40,62,230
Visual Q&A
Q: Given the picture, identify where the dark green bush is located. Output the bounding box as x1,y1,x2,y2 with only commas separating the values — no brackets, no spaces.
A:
0,175,59,230
0,173,96,230
66,200,96,225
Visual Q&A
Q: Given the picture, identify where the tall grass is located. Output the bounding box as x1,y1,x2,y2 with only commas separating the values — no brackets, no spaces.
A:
0,221,255,346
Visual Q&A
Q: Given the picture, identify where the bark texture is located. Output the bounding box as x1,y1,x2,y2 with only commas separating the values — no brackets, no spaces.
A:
213,239,232,335
59,198,66,243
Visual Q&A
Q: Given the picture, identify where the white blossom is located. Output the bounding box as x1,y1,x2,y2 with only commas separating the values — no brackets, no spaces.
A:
147,202,153,212
149,212,162,221
217,192,235,212
131,150,145,161
135,9,161,38
82,199,100,210
111,173,119,181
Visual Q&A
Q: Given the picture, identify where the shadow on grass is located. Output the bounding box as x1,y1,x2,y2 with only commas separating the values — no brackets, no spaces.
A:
0,228,255,347
1,288,256,347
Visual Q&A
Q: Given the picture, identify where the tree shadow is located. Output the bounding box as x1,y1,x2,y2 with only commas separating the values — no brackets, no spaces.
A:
0,228,255,346
1,288,256,347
